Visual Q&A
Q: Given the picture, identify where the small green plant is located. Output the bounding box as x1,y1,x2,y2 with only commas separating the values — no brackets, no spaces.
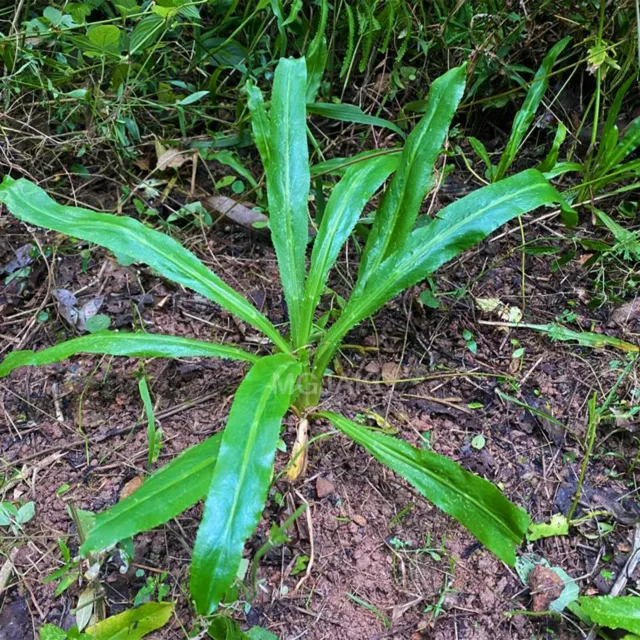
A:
0,57,561,615
39,602,173,640
468,37,571,182
0,500,35,534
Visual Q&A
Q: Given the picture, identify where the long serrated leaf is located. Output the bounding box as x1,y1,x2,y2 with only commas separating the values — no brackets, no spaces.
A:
0,331,257,379
81,433,221,555
266,58,310,349
87,602,173,639
301,154,398,340
246,81,271,169
305,0,328,103
578,596,640,634
191,354,301,613
593,75,634,170
0,177,290,353
603,116,640,171
537,121,567,172
495,37,570,180
357,64,467,290
307,102,405,138
314,170,560,377
321,412,529,565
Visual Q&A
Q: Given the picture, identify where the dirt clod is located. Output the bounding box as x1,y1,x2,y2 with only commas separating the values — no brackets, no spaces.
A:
528,565,564,611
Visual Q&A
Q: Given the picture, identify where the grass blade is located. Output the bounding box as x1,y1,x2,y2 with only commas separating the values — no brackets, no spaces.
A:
81,434,222,554
321,412,530,566
190,354,301,613
0,331,258,379
0,177,290,353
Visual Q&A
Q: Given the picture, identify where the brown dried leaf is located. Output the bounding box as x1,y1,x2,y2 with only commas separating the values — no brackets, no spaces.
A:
120,476,143,501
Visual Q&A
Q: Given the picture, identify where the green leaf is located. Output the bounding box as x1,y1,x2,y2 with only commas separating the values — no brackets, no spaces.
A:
86,25,122,56
593,75,634,169
191,354,301,613
537,121,567,173
138,377,161,467
357,64,467,289
579,597,640,634
176,90,210,106
264,58,310,349
55,571,80,597
39,624,68,640
310,149,401,178
16,501,35,524
495,37,570,180
301,154,397,340
130,15,165,54
246,81,272,168
81,434,221,554
86,602,173,639
468,136,495,180
0,177,289,354
527,513,569,541
314,170,560,379
0,331,257,379
603,116,640,171
320,412,530,566
84,314,111,333
305,3,327,103
307,102,405,138
208,151,258,189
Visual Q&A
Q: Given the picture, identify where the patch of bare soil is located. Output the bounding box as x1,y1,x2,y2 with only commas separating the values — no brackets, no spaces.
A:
1,193,639,639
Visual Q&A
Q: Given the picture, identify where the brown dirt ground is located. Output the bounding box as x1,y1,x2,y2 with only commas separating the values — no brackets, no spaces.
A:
1,179,639,640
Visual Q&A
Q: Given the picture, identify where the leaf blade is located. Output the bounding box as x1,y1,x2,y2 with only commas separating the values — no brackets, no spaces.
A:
356,64,467,289
87,602,173,639
81,433,222,554
314,170,560,377
301,154,397,340
0,331,258,379
321,412,530,565
266,58,310,349
578,596,640,634
190,354,301,613
0,177,289,353
495,37,570,180
307,102,405,138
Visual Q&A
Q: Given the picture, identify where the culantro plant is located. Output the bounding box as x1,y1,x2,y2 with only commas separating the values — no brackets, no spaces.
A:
0,57,561,614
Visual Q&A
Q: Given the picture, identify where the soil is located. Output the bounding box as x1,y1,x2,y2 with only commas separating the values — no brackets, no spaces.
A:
1,175,639,640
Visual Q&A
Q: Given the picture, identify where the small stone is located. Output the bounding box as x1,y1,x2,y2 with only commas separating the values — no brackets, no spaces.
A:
364,362,381,375
316,476,335,498
352,514,367,527
528,565,564,611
